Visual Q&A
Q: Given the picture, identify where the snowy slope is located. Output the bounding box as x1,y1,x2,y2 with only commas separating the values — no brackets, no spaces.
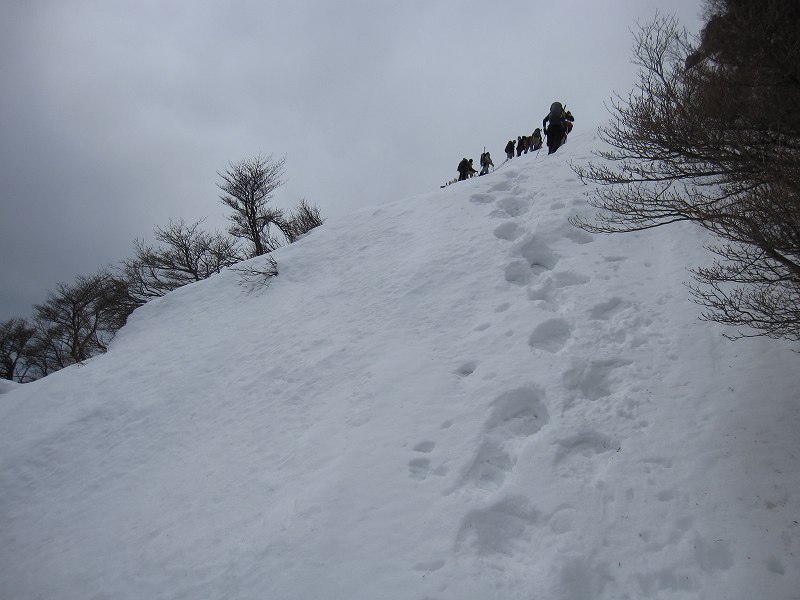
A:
0,379,19,395
1,130,799,600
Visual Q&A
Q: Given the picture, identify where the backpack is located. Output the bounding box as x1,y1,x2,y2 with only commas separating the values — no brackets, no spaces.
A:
548,102,566,127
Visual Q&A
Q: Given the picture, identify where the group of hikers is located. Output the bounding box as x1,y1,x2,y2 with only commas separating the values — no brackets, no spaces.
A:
447,102,575,186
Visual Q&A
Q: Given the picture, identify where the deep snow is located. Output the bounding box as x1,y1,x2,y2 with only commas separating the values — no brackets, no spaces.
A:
1,130,799,600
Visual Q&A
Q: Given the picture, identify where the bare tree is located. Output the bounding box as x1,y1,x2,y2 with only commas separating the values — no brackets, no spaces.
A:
218,155,287,257
30,273,130,373
276,199,325,243
0,318,36,382
571,3,800,340
122,219,242,304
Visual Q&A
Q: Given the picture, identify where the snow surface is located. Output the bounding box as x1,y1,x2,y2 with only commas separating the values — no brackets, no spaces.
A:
0,379,20,395
2,129,799,600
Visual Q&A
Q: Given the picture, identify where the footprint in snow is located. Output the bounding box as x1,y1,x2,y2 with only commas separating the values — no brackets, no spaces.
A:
526,271,590,307
489,181,512,192
551,431,621,483
563,227,594,245
408,441,447,481
517,237,559,273
447,386,549,494
455,495,540,556
454,361,478,376
484,386,550,437
562,358,633,403
528,318,573,353
548,220,594,245
408,457,432,480
656,489,676,502
470,193,494,204
413,441,436,453
547,505,578,534
494,221,525,241
455,439,515,491
588,297,630,320
505,261,533,286
552,430,619,465
505,239,559,287
490,197,529,218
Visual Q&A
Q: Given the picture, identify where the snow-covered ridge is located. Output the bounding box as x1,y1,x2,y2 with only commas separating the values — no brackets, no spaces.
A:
2,129,798,600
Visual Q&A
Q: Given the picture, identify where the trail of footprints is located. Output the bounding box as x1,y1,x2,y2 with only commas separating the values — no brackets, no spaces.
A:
450,181,626,555
405,167,738,597
407,177,634,492
406,175,705,592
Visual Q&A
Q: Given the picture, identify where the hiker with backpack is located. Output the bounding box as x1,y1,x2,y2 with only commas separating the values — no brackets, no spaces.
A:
457,157,478,181
543,101,570,155
479,151,494,176
521,135,533,155
531,128,543,150
505,139,515,160
457,158,470,181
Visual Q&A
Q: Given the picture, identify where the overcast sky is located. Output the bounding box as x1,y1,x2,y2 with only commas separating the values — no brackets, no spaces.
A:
0,0,703,321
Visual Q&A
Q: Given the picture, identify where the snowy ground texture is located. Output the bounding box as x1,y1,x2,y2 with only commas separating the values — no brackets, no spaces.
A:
2,129,799,600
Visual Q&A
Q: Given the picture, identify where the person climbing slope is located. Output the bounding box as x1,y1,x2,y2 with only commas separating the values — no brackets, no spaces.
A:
543,101,568,155
457,158,470,181
505,139,515,160
531,128,543,150
479,151,494,176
